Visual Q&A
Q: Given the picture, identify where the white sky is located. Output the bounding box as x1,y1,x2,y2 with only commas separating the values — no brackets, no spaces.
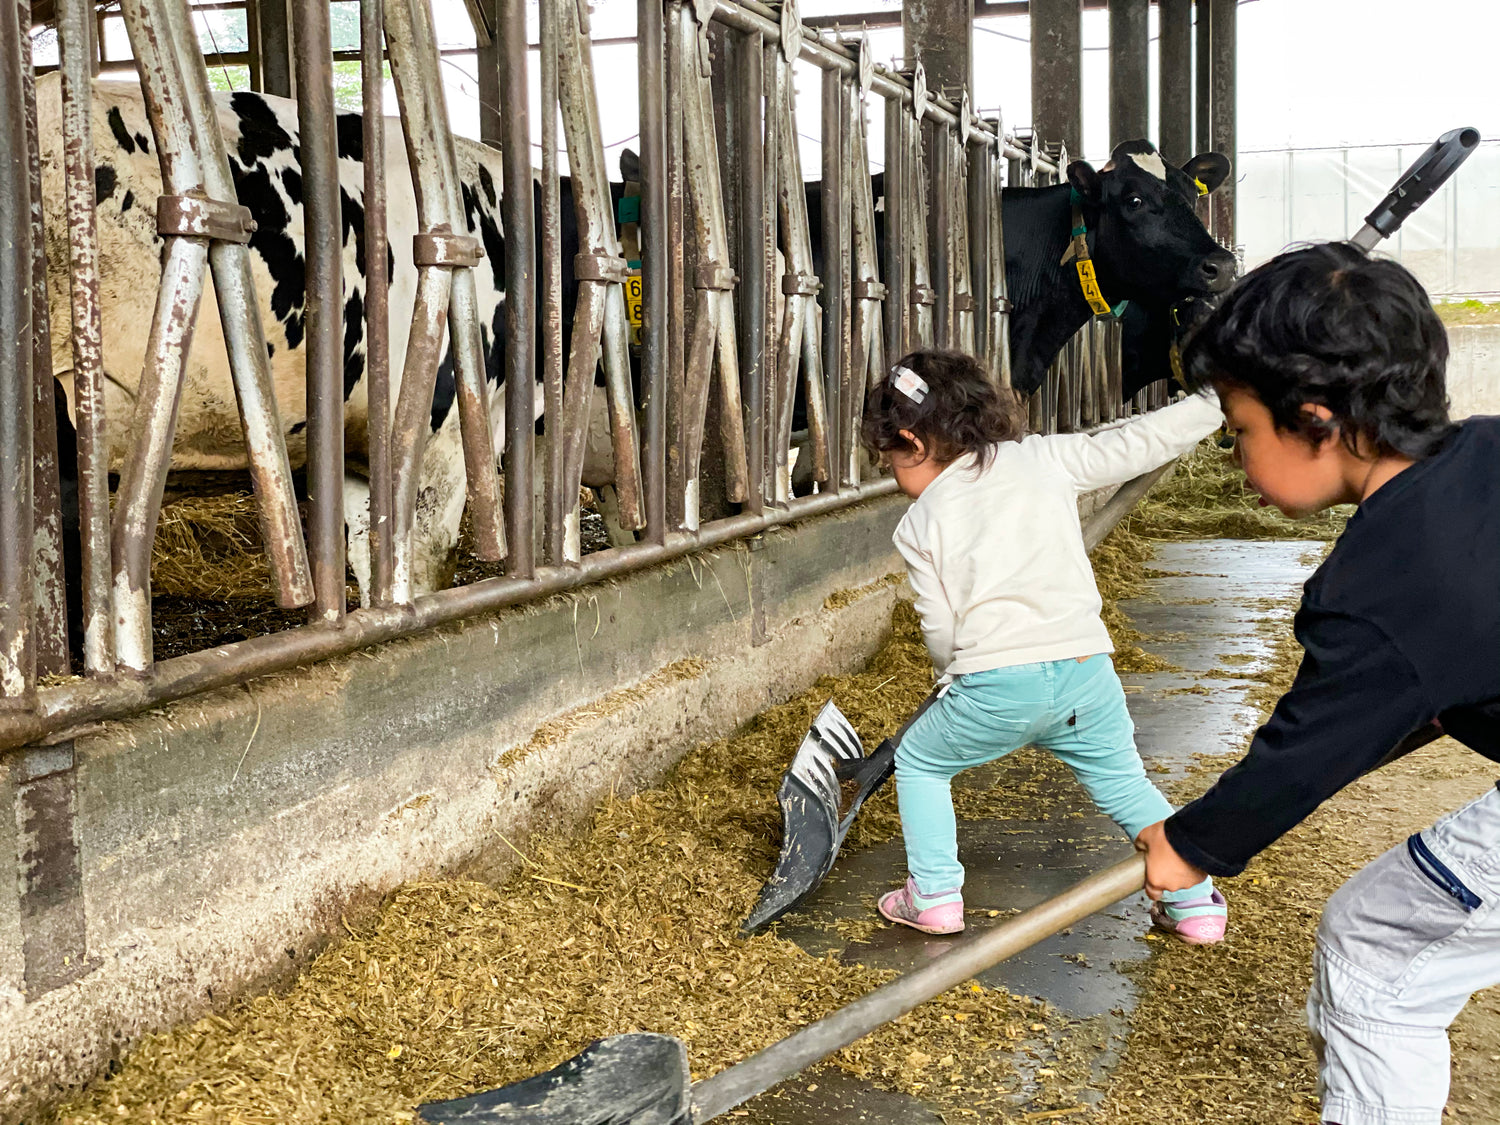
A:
424,0,1500,172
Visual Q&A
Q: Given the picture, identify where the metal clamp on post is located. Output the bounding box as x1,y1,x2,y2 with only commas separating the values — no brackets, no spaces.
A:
781,272,821,297
952,294,974,313
155,194,257,243
694,262,738,291
853,280,887,301
412,230,485,267
910,285,937,307
573,252,631,284
993,295,1013,314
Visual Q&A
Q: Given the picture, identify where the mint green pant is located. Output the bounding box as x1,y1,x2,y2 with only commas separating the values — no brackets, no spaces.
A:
894,655,1174,897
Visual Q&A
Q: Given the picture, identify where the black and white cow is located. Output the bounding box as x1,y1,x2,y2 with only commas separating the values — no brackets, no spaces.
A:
1003,141,1234,397
799,140,1232,401
37,74,542,600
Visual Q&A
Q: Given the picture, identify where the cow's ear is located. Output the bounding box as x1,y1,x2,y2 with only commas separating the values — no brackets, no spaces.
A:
1181,153,1231,194
1066,160,1101,203
619,147,642,183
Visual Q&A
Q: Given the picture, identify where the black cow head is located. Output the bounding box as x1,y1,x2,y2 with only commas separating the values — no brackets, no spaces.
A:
1066,141,1234,304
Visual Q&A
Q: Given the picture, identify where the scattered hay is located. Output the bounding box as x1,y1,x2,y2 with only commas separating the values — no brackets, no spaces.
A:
151,493,276,600
1121,439,1352,543
42,601,1092,1125
47,436,1361,1124
823,572,905,612
492,658,708,773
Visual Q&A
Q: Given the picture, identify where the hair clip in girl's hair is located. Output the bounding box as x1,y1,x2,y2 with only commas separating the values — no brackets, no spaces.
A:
890,365,929,404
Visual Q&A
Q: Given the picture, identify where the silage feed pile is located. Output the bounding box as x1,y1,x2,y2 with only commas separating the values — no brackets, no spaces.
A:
43,602,1103,1125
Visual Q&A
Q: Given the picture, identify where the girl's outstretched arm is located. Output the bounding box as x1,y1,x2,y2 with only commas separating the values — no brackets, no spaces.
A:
1038,389,1223,493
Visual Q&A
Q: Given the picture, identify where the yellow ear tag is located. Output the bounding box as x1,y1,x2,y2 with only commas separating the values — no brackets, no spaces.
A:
1074,259,1113,316
1193,177,1209,197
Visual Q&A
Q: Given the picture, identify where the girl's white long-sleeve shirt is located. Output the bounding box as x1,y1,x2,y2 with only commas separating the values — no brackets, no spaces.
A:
893,392,1223,680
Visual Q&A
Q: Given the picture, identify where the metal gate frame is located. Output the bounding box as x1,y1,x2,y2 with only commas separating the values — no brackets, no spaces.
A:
0,0,1155,755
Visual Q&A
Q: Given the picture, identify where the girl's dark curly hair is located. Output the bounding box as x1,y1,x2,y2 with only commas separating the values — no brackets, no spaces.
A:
1179,241,1455,459
860,349,1024,470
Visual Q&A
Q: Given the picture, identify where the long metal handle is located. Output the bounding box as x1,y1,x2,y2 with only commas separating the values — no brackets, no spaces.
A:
691,853,1147,1122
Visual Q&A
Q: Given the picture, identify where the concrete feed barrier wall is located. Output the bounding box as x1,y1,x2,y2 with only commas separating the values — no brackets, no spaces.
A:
1447,324,1500,419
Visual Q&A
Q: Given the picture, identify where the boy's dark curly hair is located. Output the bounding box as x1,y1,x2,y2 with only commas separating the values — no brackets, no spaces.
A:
1179,241,1455,459
860,349,1024,469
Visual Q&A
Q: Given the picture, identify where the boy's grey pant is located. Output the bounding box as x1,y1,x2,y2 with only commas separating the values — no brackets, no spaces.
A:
1308,785,1500,1125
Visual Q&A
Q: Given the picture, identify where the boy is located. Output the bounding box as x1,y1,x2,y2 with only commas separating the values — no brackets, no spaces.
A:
1134,241,1500,1125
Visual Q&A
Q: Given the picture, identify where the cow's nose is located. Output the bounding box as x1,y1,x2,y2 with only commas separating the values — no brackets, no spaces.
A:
1200,255,1234,292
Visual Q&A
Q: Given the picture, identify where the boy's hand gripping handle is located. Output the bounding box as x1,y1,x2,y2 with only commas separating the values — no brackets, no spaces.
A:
1351,128,1481,251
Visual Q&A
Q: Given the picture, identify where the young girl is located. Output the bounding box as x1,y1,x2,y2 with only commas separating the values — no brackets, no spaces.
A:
862,349,1228,943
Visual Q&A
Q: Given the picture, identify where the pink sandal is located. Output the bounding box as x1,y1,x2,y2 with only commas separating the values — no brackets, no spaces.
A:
1150,888,1228,945
878,877,965,935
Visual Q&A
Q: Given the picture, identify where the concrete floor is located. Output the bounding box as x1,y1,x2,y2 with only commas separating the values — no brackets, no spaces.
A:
740,540,1322,1123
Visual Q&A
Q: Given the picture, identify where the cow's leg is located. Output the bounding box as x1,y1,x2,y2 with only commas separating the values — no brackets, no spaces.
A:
407,418,469,595
349,417,469,602
344,473,374,608
578,392,640,549
593,484,638,549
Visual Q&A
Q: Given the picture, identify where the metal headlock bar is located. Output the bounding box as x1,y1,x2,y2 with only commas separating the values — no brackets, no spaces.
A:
0,0,1126,751
112,0,313,672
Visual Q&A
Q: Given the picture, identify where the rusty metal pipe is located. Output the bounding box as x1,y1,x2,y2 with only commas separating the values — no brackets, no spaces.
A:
293,0,346,623
388,266,451,603
499,0,536,573
153,0,313,611
19,1,68,676
735,30,766,517
539,0,565,566
58,0,113,676
385,0,504,573
362,0,395,606
639,0,667,543
0,480,901,754
110,237,209,672
664,0,686,529
448,267,505,561
0,0,35,702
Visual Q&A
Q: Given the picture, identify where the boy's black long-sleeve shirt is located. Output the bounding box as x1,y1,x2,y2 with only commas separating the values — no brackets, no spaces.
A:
1165,417,1500,878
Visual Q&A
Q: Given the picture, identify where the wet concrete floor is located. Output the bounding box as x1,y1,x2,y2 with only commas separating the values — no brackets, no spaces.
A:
739,540,1321,1123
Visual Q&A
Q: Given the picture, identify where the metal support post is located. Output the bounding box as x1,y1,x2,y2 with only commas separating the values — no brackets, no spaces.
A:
734,30,766,516
1158,0,1192,163
1208,0,1236,245
1030,0,1082,157
19,0,68,676
477,0,502,149
0,0,35,702
1194,0,1211,155
293,0,345,624
499,0,536,572
249,0,294,98
58,0,114,674
1109,0,1149,149
362,0,395,606
902,0,972,100
639,0,668,542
